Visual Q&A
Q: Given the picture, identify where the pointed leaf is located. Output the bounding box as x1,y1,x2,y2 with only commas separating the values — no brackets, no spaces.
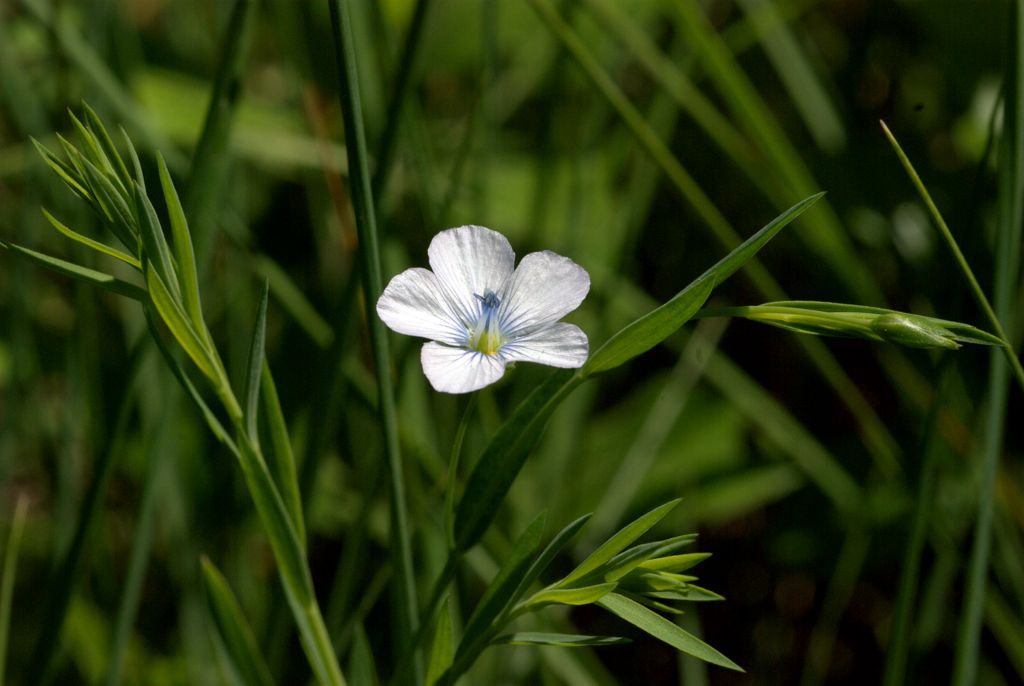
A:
243,282,269,442
41,208,140,268
32,138,90,200
501,513,592,621
82,102,132,190
559,500,680,587
120,127,146,191
524,583,617,609
457,513,546,661
425,598,453,686
134,182,179,300
1,241,145,300
583,193,824,376
157,152,205,335
603,534,699,582
146,263,219,384
260,361,305,545
200,557,275,686
493,632,629,647
639,553,711,574
144,306,240,459
598,593,742,671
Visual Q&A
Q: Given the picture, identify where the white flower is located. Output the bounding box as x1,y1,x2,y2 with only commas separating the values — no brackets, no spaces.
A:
376,225,590,393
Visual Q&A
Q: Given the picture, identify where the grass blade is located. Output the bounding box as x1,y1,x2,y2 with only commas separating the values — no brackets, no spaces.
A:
425,599,453,686
328,0,418,660
200,557,276,686
260,361,305,546
560,500,680,587
243,282,269,442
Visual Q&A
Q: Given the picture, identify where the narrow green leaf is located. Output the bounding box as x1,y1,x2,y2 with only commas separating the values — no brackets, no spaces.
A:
260,361,305,546
31,137,91,200
1,241,146,301
69,109,118,182
144,306,240,458
82,102,133,190
66,140,137,249
493,632,629,647
120,127,146,191
454,369,579,551
604,534,699,580
639,553,711,574
41,208,141,269
158,152,206,336
200,557,276,686
0,496,29,686
502,513,592,620
250,254,334,348
145,263,220,385
135,183,181,302
458,512,547,652
647,585,726,602
559,500,681,587
524,583,617,609
583,193,824,376
347,624,377,686
597,593,742,671
425,598,453,686
243,282,269,442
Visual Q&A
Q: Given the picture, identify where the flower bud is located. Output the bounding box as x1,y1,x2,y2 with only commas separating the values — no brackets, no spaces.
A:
870,313,960,349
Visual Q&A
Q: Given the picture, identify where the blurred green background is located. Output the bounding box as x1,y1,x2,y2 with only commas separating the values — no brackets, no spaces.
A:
1,0,1022,684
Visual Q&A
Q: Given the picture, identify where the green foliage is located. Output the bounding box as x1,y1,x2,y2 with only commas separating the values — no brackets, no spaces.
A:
1,2,1021,684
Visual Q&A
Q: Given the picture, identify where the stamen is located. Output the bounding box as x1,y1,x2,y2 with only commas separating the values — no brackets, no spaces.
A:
469,290,504,355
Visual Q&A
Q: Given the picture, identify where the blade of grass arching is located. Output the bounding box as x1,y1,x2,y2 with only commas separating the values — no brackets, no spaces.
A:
953,8,1024,679
579,0,762,182
103,393,177,686
883,361,949,686
527,0,901,476
0,495,29,686
201,558,276,686
22,344,143,685
882,121,1024,394
329,0,419,669
671,0,873,302
798,525,872,686
372,0,433,204
183,0,255,262
734,0,845,153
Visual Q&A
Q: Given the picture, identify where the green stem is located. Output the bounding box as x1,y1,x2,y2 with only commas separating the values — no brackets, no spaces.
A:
881,120,1024,394
328,0,420,678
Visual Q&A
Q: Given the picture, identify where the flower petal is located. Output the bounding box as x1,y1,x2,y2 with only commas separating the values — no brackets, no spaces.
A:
428,226,515,325
500,322,588,368
498,251,590,337
421,342,507,393
376,268,467,346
